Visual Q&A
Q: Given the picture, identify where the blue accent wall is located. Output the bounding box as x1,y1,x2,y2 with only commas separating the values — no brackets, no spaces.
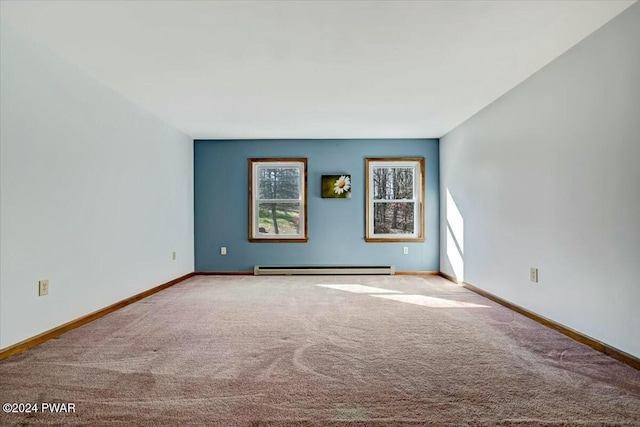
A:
194,139,439,272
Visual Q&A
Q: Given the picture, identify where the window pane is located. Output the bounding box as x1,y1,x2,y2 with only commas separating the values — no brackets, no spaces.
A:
373,202,414,234
373,167,414,200
257,203,301,235
258,167,300,199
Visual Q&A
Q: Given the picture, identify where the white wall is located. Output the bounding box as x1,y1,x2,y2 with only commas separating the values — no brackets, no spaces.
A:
440,3,640,358
0,26,194,349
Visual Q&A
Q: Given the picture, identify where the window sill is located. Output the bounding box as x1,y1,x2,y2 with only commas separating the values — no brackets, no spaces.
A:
250,237,309,243
365,237,425,243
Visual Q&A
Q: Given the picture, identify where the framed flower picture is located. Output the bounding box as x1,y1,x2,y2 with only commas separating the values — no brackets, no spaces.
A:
322,175,351,199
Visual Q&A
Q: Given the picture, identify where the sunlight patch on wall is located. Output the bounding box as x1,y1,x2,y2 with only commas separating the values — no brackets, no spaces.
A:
446,189,464,251
446,188,465,282
446,227,465,282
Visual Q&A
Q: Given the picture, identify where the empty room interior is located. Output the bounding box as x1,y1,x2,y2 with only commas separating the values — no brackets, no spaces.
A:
1,1,639,426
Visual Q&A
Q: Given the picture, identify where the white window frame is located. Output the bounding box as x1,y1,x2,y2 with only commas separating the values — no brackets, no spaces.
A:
249,158,308,242
365,157,425,242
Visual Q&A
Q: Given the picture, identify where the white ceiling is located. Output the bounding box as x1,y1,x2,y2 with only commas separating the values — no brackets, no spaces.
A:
1,0,635,139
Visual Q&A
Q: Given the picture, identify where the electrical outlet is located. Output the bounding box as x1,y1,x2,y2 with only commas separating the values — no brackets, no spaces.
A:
530,268,539,283
403,247,409,255
39,279,49,296
221,246,227,255
172,251,176,260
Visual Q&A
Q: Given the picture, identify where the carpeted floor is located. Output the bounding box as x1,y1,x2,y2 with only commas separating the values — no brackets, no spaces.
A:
1,275,638,426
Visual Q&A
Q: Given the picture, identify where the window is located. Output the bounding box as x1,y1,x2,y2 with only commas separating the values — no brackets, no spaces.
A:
249,158,308,242
365,157,425,242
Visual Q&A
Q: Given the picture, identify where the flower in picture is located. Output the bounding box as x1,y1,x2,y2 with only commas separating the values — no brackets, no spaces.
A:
334,175,351,194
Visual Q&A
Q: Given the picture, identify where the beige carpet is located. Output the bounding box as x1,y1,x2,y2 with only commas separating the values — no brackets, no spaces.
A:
1,275,638,426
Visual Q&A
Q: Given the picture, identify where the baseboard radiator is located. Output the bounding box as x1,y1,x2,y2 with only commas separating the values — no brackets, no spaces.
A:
253,265,395,276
